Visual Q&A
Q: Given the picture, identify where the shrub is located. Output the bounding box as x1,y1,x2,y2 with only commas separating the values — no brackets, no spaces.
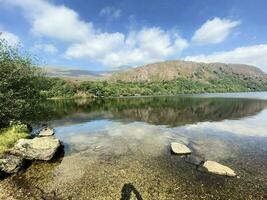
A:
0,39,45,127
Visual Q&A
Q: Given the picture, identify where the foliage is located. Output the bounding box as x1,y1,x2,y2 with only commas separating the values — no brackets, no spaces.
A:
43,75,267,99
0,121,29,153
0,39,45,127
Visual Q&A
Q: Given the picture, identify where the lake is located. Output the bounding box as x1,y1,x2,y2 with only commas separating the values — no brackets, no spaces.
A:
1,92,267,199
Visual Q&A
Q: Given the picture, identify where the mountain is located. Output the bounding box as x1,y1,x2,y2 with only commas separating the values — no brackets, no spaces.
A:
109,60,267,82
43,61,267,98
43,67,112,81
43,61,267,93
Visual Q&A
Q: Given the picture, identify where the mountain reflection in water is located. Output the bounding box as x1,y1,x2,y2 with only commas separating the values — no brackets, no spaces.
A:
33,95,267,127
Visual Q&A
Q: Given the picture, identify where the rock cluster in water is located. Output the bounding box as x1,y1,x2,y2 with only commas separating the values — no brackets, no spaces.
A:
170,142,237,177
0,128,61,175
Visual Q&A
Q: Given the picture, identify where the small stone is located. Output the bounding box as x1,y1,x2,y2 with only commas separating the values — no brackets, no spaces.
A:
0,154,24,174
171,142,191,155
10,136,61,161
39,128,54,137
202,160,236,177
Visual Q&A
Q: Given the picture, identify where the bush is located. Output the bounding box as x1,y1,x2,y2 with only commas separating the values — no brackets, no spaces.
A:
0,39,45,127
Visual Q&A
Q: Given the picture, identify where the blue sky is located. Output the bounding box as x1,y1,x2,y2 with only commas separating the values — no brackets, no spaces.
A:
0,0,267,72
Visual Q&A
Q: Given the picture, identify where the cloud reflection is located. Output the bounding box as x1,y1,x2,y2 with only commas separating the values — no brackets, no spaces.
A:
181,109,267,137
51,107,267,186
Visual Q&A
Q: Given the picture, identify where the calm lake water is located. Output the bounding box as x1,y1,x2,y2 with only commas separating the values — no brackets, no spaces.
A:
1,92,267,199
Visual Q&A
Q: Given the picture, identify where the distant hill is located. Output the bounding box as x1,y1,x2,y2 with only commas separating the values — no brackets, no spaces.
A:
109,60,267,82
43,67,112,81
42,61,267,98
42,60,267,92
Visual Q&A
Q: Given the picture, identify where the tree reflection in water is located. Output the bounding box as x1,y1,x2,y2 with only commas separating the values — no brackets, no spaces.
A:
29,96,267,127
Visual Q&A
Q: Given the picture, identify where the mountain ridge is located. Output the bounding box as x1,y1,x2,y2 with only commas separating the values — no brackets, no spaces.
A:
109,60,266,82
43,60,267,85
43,60,267,98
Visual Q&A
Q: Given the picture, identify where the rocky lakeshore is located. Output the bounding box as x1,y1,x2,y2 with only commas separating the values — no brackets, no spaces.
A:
0,121,266,199
170,142,237,177
0,128,62,176
1,130,238,178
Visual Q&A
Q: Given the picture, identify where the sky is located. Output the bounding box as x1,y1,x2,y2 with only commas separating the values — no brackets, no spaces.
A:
0,0,267,72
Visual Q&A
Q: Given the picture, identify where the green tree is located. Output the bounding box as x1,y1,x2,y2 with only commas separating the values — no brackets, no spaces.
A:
0,38,45,127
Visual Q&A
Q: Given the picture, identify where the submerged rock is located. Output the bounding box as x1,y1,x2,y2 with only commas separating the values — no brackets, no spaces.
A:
11,137,61,161
39,128,54,137
184,155,204,166
202,160,236,177
171,142,191,155
0,154,24,174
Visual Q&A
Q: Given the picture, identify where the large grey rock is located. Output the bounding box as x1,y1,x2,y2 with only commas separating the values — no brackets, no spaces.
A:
202,160,236,177
11,137,61,161
171,142,191,155
39,127,54,137
0,154,24,174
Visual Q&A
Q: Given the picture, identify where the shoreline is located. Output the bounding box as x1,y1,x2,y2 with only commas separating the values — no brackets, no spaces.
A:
47,90,267,101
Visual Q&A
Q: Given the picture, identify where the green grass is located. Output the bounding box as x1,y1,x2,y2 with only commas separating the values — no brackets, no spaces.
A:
0,122,29,153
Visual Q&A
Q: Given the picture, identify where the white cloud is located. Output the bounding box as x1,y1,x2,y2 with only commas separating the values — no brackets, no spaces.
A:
2,0,94,42
2,0,188,67
192,17,241,45
31,43,58,54
99,6,121,19
184,44,267,72
0,31,20,46
66,27,188,67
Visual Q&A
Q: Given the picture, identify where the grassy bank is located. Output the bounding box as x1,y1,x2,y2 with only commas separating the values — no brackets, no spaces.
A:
0,122,29,153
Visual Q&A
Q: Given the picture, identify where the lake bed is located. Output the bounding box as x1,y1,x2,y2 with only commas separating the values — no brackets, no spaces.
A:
1,92,267,199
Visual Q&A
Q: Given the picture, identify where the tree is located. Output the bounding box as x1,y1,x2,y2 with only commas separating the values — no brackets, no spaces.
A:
0,38,45,127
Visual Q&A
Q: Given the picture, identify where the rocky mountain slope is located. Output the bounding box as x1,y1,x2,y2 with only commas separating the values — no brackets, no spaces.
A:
109,60,267,83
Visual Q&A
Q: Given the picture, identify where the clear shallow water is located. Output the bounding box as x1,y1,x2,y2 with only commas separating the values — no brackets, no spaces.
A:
1,92,267,199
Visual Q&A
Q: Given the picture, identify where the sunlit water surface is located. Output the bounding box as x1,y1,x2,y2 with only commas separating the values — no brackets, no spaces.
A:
1,92,267,199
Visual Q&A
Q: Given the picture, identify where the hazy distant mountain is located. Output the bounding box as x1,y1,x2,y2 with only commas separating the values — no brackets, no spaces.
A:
43,67,113,81
109,60,267,82
42,65,133,82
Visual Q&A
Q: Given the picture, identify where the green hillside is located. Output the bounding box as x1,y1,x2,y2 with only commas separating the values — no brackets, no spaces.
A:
43,60,267,98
